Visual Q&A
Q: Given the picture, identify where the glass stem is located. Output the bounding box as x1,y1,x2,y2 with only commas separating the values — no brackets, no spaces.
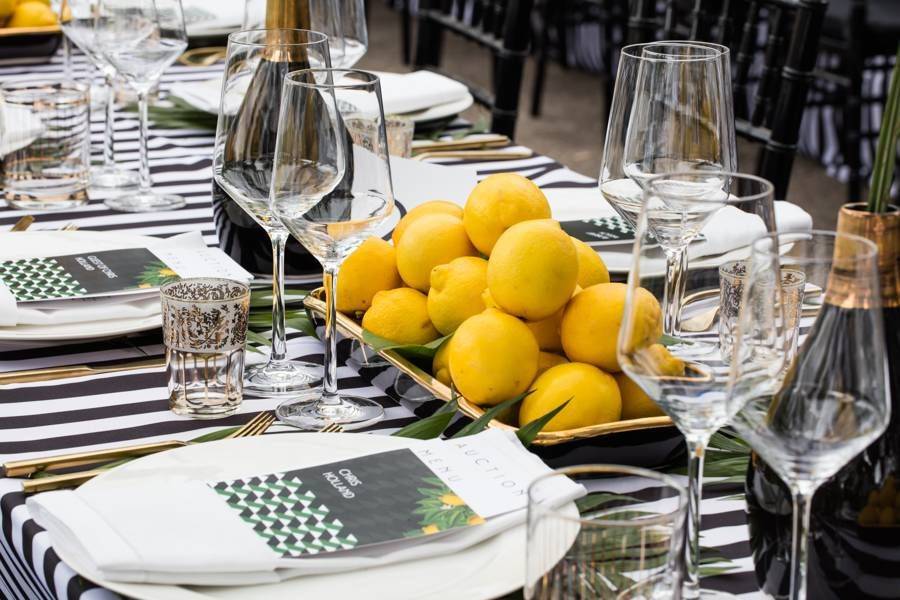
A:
61,36,72,80
103,74,117,169
683,435,709,598
321,266,340,406
789,487,814,600
267,231,289,365
136,90,152,195
663,248,688,336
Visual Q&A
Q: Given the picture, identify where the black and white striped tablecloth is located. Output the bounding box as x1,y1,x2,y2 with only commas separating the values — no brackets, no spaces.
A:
0,54,763,600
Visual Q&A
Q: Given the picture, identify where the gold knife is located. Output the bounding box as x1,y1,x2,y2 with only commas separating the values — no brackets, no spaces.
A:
0,356,166,385
5,440,186,477
22,469,108,494
411,135,509,154
10,216,34,232
413,149,532,161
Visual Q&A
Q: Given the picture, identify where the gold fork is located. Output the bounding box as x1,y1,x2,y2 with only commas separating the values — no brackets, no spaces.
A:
318,422,344,433
17,412,277,494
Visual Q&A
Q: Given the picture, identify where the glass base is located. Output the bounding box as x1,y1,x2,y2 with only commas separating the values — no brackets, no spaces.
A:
276,395,384,431
243,360,323,397
393,372,433,401
105,192,186,212
347,339,390,370
90,165,140,190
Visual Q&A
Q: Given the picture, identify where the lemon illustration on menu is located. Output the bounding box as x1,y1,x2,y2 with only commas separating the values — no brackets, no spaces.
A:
337,172,676,432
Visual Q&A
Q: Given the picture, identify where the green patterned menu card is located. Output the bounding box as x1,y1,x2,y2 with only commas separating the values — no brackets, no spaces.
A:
209,449,481,558
0,246,251,303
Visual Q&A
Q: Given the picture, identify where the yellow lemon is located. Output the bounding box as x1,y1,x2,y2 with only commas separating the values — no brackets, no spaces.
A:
448,308,539,406
536,351,568,377
615,372,664,419
7,1,56,27
525,306,565,352
337,237,402,314
560,283,662,372
396,214,478,292
463,173,551,255
0,0,16,22
487,220,578,320
571,237,610,287
362,288,440,345
392,200,463,245
519,362,621,431
432,339,452,386
481,288,502,310
427,256,488,335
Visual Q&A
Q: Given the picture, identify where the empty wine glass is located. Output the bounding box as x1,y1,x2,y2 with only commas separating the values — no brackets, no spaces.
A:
213,29,330,397
94,0,188,212
600,42,735,224
618,171,775,599
729,231,889,600
309,0,368,68
270,69,394,430
57,0,140,190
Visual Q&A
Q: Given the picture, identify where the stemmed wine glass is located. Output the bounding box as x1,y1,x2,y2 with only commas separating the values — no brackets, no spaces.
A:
309,0,368,68
729,231,889,600
618,171,775,599
93,0,187,212
270,69,394,430
56,0,140,190
213,29,330,397
600,42,735,223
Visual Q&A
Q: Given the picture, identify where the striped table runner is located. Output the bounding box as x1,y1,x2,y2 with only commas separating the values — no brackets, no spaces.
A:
0,54,763,600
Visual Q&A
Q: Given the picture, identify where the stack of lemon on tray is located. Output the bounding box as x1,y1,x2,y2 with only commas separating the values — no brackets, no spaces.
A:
338,172,684,433
1,0,57,29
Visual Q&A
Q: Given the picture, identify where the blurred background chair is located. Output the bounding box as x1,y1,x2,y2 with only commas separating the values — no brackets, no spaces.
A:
623,0,829,199
413,0,535,138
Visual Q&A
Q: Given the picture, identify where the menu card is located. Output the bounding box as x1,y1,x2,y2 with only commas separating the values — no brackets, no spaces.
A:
0,246,251,303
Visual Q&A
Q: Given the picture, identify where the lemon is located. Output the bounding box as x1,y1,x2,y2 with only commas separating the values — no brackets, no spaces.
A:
362,288,440,345
0,0,16,22
560,283,662,372
536,351,568,376
463,173,551,255
8,1,56,27
427,256,488,335
615,372,664,419
525,306,564,352
487,220,578,320
336,237,402,314
396,214,478,292
448,308,539,406
519,362,621,431
481,288,502,310
432,340,452,386
571,237,610,287
392,200,463,245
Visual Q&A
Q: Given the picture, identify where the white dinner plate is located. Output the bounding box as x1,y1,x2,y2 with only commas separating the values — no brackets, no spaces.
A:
53,433,544,600
0,231,163,342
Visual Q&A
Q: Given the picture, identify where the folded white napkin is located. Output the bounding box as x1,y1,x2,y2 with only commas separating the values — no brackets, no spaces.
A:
375,71,470,115
0,99,44,158
0,232,244,328
28,431,583,586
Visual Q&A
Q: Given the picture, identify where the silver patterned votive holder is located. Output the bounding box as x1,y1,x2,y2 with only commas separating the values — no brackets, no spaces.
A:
161,278,250,418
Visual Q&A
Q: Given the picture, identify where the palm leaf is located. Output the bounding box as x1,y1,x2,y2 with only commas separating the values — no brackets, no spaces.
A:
516,399,571,446
362,330,451,364
451,390,533,438
391,399,459,439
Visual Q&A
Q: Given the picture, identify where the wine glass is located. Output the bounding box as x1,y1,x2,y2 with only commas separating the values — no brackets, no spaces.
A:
213,29,330,397
600,41,735,224
617,171,775,599
270,68,394,430
57,0,140,190
729,231,889,600
93,0,188,212
309,0,368,68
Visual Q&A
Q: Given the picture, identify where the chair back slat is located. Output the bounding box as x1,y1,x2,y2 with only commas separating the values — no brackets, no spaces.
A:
624,0,829,197
414,0,534,138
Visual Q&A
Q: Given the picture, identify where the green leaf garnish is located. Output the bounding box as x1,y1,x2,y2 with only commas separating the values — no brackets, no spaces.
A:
362,330,451,364
516,399,571,446
391,399,459,440
451,390,533,439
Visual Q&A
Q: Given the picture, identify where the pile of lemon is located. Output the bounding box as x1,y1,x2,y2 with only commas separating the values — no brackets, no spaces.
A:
339,172,684,433
1,0,57,29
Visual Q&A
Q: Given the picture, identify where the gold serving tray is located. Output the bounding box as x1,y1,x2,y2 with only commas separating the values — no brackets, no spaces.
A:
305,288,673,446
0,25,62,37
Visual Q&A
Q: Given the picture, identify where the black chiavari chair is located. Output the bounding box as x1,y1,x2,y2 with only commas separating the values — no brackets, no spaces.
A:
413,0,535,138
625,0,829,199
